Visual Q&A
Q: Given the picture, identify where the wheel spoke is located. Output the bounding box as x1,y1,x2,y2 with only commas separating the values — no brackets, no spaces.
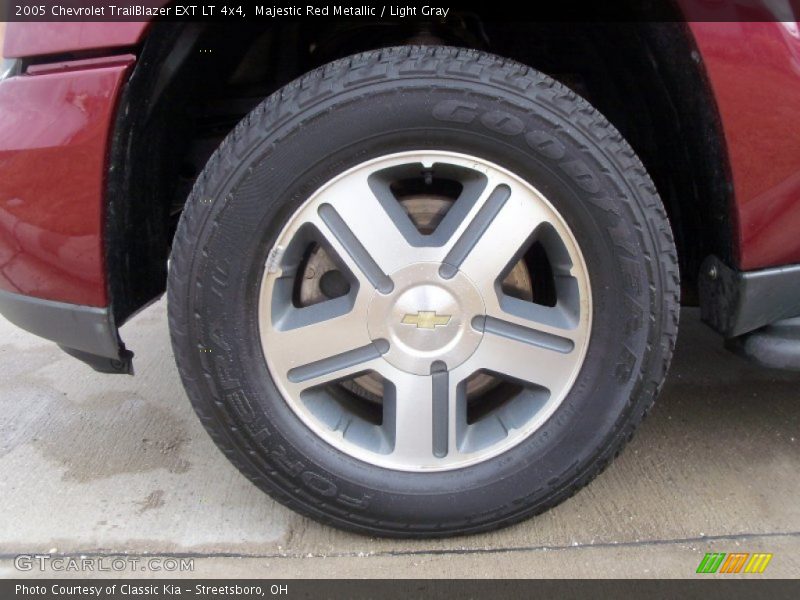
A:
474,315,574,353
382,366,469,462
314,171,420,288
460,316,583,392
270,308,382,388
448,179,549,291
287,340,389,384
384,371,433,463
382,368,456,463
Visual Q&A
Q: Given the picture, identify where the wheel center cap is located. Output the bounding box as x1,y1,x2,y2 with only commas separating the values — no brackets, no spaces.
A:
367,263,485,375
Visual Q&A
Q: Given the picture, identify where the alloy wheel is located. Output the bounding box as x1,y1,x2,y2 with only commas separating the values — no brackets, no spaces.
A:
258,151,592,471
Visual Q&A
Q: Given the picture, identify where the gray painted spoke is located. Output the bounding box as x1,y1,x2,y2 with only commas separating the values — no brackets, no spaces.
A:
315,171,420,281
318,204,394,294
439,184,511,279
288,340,389,383
473,315,575,354
431,364,450,458
272,310,375,386
455,180,549,292
466,325,581,392
381,365,459,462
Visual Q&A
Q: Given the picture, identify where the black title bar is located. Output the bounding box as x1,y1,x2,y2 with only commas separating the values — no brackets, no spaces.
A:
1,0,800,22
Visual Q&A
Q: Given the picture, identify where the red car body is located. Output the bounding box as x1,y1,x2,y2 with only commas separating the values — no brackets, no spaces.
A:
1,9,800,370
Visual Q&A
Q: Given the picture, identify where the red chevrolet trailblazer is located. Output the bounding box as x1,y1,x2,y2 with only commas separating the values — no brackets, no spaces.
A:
1,4,799,537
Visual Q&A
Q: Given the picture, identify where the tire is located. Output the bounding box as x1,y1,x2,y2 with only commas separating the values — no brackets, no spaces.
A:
168,46,679,537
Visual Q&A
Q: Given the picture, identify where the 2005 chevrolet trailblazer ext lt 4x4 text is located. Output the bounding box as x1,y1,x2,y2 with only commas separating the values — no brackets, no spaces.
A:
1,5,800,537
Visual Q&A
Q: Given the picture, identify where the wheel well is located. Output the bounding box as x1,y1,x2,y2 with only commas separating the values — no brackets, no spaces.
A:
106,20,734,325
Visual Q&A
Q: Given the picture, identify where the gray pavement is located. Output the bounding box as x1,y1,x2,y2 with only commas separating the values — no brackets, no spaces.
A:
0,301,798,578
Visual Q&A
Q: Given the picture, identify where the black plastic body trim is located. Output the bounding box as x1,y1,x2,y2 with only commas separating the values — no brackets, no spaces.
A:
0,289,133,374
699,255,800,338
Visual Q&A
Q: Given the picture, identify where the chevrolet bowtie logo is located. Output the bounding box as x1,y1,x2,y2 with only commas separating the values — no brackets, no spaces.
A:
401,311,452,329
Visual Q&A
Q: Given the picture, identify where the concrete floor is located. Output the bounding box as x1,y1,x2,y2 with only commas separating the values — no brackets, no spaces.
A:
0,301,798,579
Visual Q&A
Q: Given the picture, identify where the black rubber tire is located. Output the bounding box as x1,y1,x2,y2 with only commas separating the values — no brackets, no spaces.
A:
168,46,679,538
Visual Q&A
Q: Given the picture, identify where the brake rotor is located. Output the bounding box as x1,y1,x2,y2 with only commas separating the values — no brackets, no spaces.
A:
298,195,534,400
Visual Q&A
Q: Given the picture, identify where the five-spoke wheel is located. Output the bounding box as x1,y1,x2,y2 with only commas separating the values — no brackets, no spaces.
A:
259,151,591,470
